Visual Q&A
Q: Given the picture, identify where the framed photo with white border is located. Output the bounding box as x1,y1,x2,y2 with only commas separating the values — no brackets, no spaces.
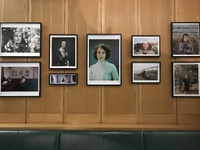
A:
172,62,200,97
0,22,42,57
49,73,78,85
131,35,160,57
0,62,41,97
132,62,161,83
171,22,200,57
87,34,122,86
49,34,78,69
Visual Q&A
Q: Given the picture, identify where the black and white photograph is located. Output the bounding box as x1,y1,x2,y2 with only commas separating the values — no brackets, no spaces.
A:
132,35,160,57
0,62,40,97
0,22,41,57
49,73,78,85
49,34,78,69
87,34,121,85
171,22,200,57
132,62,160,83
172,62,199,97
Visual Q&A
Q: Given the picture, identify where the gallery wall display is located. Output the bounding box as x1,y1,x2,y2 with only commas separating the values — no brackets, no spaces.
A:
49,34,78,69
87,34,122,85
131,35,160,57
172,62,199,97
171,22,200,57
0,62,41,97
49,73,78,85
0,22,42,57
132,62,161,84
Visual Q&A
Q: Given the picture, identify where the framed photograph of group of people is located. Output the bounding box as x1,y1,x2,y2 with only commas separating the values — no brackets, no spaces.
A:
0,62,40,97
0,22,41,57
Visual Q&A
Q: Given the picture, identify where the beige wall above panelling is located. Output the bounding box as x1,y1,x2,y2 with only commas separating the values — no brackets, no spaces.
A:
0,0,200,129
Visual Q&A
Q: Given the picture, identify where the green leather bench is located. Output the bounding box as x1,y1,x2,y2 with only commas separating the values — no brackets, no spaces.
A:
0,130,200,150
0,130,59,150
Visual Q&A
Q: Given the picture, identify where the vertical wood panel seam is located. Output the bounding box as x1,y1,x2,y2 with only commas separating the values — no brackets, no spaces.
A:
99,0,103,124
102,0,105,33
1,0,4,21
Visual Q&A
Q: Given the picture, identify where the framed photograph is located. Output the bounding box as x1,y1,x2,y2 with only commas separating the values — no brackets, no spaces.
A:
132,62,161,83
49,73,78,85
172,62,200,97
0,22,42,57
49,34,78,69
171,22,200,57
87,34,121,85
131,35,160,57
0,62,40,97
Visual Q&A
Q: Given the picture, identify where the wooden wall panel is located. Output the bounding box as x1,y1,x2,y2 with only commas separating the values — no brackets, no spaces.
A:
0,0,199,129
0,0,28,123
27,0,63,123
64,0,101,123
102,0,138,124
139,0,176,124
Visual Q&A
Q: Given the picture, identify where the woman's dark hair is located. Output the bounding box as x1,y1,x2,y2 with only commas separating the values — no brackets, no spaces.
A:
61,41,66,46
21,76,25,79
93,43,110,60
181,33,189,42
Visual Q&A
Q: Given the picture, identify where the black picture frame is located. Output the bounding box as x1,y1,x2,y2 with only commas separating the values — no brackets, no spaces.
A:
132,62,161,84
131,35,160,57
0,62,41,97
87,34,122,86
172,62,199,97
0,22,42,57
49,73,78,85
171,22,200,57
49,34,78,69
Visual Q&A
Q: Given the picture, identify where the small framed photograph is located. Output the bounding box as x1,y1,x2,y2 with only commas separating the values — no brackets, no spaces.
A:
87,34,121,85
0,22,42,57
0,62,40,97
132,62,161,83
131,35,160,57
49,73,78,85
49,34,78,69
172,62,200,97
171,22,200,57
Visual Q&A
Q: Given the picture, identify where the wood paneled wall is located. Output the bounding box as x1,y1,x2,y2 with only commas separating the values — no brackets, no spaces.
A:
0,0,200,130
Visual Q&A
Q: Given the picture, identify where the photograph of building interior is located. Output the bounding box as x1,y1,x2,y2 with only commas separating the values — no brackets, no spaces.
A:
1,66,39,91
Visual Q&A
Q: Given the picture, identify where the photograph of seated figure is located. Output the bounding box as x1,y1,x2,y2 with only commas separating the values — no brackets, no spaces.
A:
49,73,77,85
1,67,39,92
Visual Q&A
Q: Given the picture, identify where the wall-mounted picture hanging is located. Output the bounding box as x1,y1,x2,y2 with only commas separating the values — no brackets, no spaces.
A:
49,34,78,69
87,34,121,85
0,62,40,97
172,62,199,97
131,35,160,57
132,62,161,83
49,73,78,85
171,22,200,57
0,22,42,57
